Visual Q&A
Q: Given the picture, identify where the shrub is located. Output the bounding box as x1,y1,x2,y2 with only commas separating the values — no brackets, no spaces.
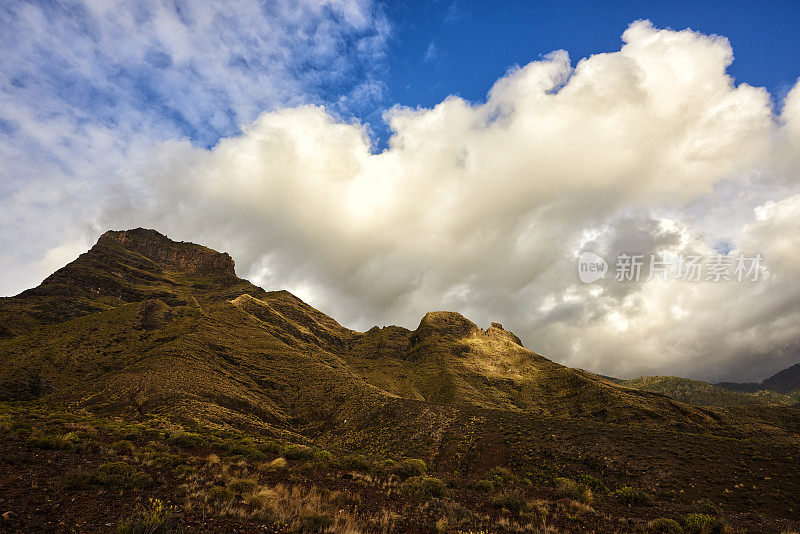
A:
171,465,197,478
116,498,181,534
281,444,317,461
493,491,526,515
166,432,203,450
342,454,372,472
312,449,333,462
257,440,281,454
694,500,719,516
486,467,517,485
400,476,446,498
576,474,608,494
684,513,722,534
111,440,136,455
555,477,594,503
392,458,427,480
648,517,684,533
26,434,72,450
475,479,494,492
615,486,651,506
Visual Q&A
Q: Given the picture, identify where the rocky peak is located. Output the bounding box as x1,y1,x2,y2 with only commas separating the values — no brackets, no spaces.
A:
96,228,236,276
411,311,480,343
486,322,523,347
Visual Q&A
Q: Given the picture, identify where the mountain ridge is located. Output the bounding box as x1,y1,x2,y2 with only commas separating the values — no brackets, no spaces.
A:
0,228,721,430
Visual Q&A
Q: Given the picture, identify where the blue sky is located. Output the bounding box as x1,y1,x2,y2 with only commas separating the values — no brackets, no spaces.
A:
2,1,800,381
385,0,800,116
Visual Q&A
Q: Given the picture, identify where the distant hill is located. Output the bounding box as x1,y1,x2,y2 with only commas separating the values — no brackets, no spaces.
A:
717,361,800,394
618,376,797,407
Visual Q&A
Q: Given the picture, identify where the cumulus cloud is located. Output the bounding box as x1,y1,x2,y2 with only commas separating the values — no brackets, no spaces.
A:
4,18,800,381
0,0,389,294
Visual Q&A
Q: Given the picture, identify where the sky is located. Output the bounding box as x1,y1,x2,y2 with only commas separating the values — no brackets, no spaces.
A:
2,1,800,382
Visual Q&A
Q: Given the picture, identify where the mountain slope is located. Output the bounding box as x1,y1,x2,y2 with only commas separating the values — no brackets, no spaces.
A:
3,229,800,533
718,361,800,394
0,228,720,435
618,375,797,407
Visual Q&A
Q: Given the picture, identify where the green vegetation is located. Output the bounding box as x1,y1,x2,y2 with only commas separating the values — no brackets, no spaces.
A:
619,376,798,407
647,517,684,533
614,486,652,506
399,476,447,498
684,513,722,534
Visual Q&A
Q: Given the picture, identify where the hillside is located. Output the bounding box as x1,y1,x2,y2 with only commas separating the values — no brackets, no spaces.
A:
618,376,798,407
1,229,799,532
719,362,800,395
0,229,721,430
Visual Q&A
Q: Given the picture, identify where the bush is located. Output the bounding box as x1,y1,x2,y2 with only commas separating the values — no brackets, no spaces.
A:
116,498,182,534
615,486,651,506
281,444,317,461
684,513,722,534
554,477,582,500
576,474,608,494
26,434,72,450
166,432,203,450
111,440,136,455
555,477,594,503
493,491,526,515
648,518,684,533
257,440,282,454
475,479,494,492
392,458,427,480
342,454,372,472
486,466,517,485
400,476,446,498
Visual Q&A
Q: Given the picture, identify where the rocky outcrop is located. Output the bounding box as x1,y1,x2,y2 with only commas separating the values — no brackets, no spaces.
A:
97,228,236,276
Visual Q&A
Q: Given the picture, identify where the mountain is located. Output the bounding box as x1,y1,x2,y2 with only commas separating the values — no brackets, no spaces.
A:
618,375,797,407
718,361,800,394
2,229,800,533
0,228,720,430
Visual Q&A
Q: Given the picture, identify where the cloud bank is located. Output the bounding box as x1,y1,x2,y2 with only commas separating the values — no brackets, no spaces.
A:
4,15,800,381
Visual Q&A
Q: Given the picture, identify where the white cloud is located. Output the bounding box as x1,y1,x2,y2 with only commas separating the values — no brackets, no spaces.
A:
4,19,800,381
0,0,389,294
